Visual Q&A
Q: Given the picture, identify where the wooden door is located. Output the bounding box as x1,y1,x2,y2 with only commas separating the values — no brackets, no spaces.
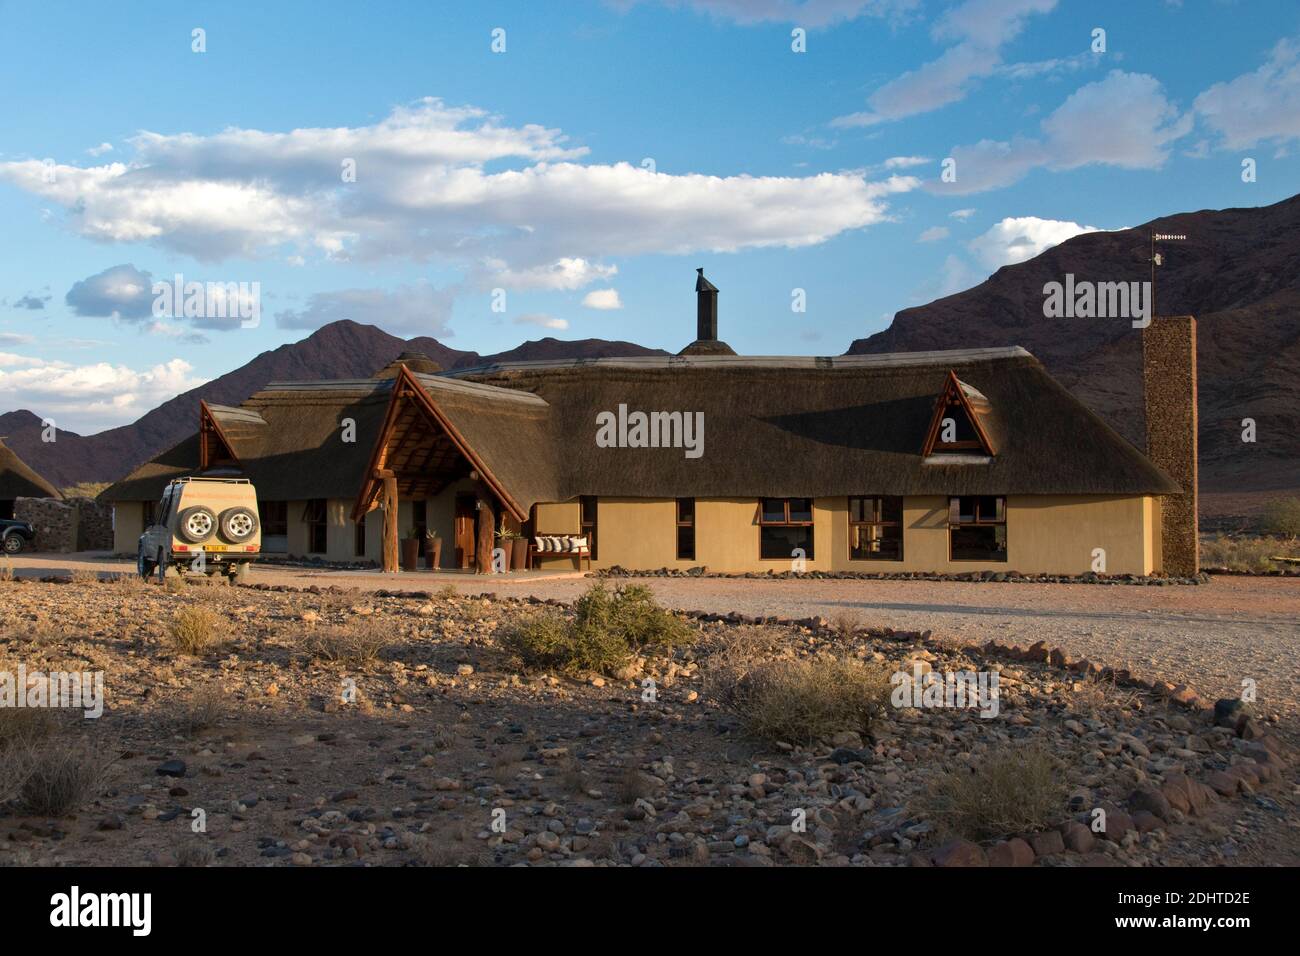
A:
454,493,476,568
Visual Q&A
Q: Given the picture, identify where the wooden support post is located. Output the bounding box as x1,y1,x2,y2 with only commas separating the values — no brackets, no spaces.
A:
381,472,399,573
475,498,494,574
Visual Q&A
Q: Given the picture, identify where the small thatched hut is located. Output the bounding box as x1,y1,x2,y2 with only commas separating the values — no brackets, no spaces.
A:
0,437,61,519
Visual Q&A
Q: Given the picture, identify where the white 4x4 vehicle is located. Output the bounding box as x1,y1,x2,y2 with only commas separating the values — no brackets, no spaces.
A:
138,477,261,582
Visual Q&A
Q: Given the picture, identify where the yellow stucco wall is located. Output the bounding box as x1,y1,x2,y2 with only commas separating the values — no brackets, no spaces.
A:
534,494,1155,575
111,501,145,554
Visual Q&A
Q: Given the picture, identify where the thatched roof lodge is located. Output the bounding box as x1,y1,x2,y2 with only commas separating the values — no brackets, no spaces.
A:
103,271,1198,576
0,437,61,519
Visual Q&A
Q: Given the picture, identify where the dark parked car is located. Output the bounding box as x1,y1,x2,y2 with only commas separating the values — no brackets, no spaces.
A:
1,517,35,555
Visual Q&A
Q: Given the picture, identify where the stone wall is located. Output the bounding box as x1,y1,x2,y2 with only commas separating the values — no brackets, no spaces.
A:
1143,315,1199,576
13,496,116,552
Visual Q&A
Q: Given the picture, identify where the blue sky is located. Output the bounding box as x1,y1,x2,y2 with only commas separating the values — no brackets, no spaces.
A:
2,0,1298,433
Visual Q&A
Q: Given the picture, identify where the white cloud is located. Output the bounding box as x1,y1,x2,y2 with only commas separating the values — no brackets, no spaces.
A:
0,356,206,431
87,142,114,157
949,207,977,220
275,283,456,336
484,257,616,291
935,71,1191,194
0,98,914,277
514,312,569,331
966,215,1100,270
1194,38,1300,150
0,332,36,346
883,155,931,169
918,226,949,242
582,288,623,310
65,264,155,319
832,0,1057,127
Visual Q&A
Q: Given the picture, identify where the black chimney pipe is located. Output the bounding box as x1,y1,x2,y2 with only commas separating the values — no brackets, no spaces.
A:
695,267,718,342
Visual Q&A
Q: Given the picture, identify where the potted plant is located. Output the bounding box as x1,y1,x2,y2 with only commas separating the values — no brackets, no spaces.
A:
425,529,441,569
401,527,421,572
494,516,527,571
507,527,527,570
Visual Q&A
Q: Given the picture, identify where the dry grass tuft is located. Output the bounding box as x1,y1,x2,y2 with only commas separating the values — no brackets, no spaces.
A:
301,621,390,665
0,561,14,584
827,610,862,640
167,606,222,656
919,743,1067,841
69,569,99,585
1200,533,1299,572
173,842,216,867
9,733,118,817
173,684,228,737
615,767,656,804
707,641,893,746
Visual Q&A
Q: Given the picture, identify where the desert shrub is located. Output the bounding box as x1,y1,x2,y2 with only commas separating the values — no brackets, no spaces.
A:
69,569,99,585
1200,533,1297,572
167,606,222,656
301,621,389,665
1261,497,1300,540
711,653,893,746
919,743,1067,840
579,583,691,652
173,684,227,736
499,583,690,675
0,561,13,583
163,573,188,593
11,735,117,816
499,608,630,675
435,583,459,601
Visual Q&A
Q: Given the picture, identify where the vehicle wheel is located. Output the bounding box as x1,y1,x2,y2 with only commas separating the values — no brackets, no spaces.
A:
219,507,259,543
177,506,217,544
229,561,249,584
2,533,23,555
137,545,157,578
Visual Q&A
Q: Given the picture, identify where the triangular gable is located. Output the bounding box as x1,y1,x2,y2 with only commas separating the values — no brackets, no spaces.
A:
921,370,997,458
352,365,528,522
198,400,241,470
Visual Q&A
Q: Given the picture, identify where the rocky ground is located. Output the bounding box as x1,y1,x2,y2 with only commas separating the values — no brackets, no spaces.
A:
0,576,1296,867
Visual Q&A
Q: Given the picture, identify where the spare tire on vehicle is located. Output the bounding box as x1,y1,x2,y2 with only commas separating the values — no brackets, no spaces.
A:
219,507,259,543
177,506,217,543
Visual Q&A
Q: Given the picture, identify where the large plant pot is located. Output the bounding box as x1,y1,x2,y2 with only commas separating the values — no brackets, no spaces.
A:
510,537,527,570
401,538,420,572
426,539,442,569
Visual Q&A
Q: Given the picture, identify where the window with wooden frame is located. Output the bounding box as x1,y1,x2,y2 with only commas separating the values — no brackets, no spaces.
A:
948,495,1007,561
580,495,598,560
849,496,903,561
922,371,996,460
676,498,695,561
759,497,814,560
303,499,328,554
354,511,367,557
259,500,287,537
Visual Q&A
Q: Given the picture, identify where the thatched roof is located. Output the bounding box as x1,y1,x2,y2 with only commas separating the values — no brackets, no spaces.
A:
0,438,62,500
101,346,1179,507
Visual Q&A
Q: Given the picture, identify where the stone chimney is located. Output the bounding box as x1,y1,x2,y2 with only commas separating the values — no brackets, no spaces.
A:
678,268,736,356
1142,315,1199,576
